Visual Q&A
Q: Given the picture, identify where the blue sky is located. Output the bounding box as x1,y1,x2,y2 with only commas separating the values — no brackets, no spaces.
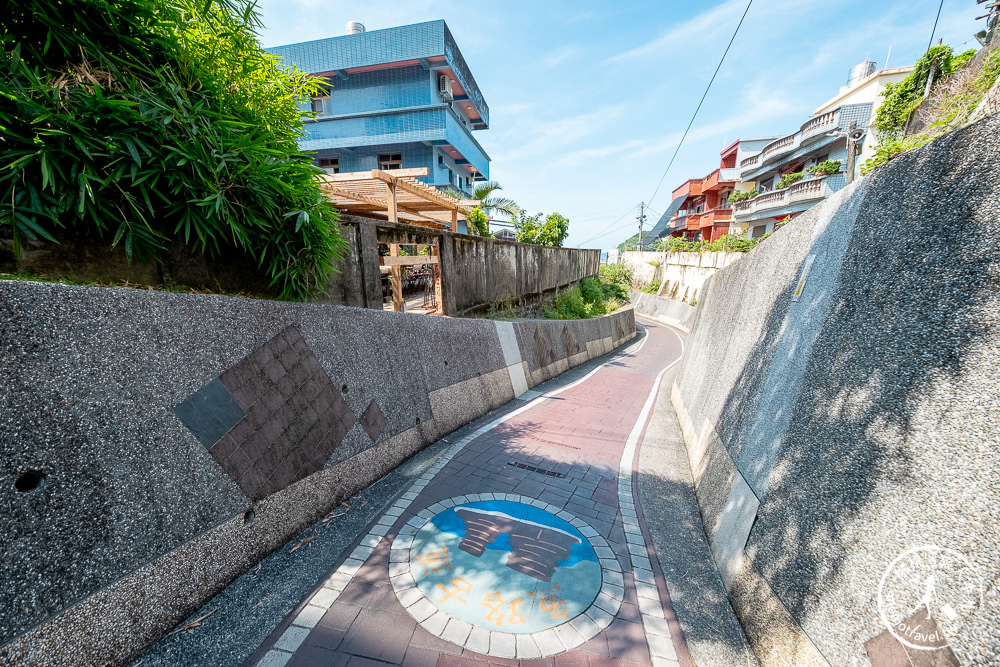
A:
256,0,984,249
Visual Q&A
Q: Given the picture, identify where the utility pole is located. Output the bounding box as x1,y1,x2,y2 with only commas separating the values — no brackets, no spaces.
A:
637,202,646,252
846,121,858,185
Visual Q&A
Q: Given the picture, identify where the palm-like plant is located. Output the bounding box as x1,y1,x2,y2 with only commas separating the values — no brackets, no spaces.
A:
472,181,519,220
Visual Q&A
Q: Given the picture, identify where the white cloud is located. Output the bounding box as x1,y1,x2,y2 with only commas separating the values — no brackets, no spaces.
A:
604,0,744,64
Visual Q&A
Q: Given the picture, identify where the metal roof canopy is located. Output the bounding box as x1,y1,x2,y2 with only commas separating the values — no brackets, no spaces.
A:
318,168,479,231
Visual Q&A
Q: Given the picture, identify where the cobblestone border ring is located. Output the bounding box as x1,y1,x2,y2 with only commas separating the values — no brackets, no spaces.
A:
389,493,624,659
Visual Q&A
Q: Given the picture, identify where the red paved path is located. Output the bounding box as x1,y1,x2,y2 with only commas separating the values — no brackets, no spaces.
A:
252,320,687,667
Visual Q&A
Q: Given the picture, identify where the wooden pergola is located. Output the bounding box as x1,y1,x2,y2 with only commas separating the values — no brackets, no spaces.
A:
318,167,481,314
317,167,479,232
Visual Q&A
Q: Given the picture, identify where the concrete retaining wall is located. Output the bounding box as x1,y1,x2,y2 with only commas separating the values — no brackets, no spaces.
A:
0,282,634,665
621,250,743,304
670,114,1000,665
629,291,697,333
2,217,600,317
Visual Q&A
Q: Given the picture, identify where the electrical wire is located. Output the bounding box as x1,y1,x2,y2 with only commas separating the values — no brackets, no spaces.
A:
645,0,753,208
574,204,639,247
927,0,945,53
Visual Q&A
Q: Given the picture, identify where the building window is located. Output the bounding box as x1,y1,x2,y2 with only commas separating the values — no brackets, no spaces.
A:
438,154,444,165
311,96,330,115
378,153,402,170
319,157,339,174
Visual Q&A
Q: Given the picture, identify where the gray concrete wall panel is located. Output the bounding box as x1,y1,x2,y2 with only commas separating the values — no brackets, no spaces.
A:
0,282,633,662
671,114,1000,665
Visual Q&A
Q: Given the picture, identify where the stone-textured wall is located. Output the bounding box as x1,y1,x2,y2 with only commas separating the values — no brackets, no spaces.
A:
0,281,634,665
671,114,1000,665
620,250,743,304
629,291,697,333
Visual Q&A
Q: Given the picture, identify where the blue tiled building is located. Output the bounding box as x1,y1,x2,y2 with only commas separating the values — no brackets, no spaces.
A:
267,20,490,198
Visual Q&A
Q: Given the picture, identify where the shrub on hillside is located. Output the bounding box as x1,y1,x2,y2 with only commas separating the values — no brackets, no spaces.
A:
1,0,346,300
599,262,633,287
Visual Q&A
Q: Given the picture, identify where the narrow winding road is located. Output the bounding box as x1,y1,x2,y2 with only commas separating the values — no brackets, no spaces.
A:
249,319,689,667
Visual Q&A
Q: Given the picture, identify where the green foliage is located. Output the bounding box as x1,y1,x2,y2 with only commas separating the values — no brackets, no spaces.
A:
806,160,841,176
728,189,758,203
658,236,690,253
658,232,760,253
860,134,931,174
617,232,640,251
953,49,977,70
472,181,519,220
641,280,660,294
514,210,570,246
484,297,517,320
705,233,756,252
578,276,603,303
1,0,347,300
599,262,633,287
545,277,622,320
775,172,804,189
465,206,491,237
865,44,999,176
873,45,961,140
926,47,1000,133
600,280,629,302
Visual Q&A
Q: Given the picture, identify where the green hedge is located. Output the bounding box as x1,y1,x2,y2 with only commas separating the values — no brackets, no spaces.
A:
1,0,346,300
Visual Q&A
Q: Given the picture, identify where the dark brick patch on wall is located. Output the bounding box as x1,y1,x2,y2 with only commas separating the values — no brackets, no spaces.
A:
174,325,373,501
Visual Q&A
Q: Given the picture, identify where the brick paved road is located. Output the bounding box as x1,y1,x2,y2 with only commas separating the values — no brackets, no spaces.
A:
251,320,688,667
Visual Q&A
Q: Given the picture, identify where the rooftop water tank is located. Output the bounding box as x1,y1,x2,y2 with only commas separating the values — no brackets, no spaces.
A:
846,61,877,88
346,21,365,35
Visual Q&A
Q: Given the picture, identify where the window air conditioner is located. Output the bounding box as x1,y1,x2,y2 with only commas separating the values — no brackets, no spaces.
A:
438,75,453,102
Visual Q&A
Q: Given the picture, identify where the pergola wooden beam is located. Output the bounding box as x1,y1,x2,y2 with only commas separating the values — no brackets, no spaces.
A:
320,184,448,225
323,167,431,182
318,168,480,234
369,169,477,215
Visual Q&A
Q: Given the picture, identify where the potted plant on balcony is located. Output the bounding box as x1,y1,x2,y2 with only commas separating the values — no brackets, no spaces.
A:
774,172,804,189
806,159,841,177
728,189,758,203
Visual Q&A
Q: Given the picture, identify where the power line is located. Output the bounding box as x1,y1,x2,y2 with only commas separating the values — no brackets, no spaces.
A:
927,0,945,53
575,204,640,247
645,0,753,208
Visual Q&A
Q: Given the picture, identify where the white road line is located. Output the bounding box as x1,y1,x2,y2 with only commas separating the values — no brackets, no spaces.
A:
618,317,684,666
257,327,644,666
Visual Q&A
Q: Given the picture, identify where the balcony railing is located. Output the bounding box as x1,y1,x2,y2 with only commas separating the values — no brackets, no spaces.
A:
788,176,831,202
732,176,835,219
760,134,797,163
719,167,739,181
740,153,760,169
702,169,720,191
800,109,839,141
754,190,789,211
697,208,734,227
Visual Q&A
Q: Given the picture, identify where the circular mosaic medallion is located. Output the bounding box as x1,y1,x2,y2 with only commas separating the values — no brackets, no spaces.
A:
391,494,623,653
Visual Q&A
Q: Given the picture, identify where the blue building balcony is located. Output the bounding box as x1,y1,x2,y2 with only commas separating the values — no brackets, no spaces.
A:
268,20,488,128
268,20,490,197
